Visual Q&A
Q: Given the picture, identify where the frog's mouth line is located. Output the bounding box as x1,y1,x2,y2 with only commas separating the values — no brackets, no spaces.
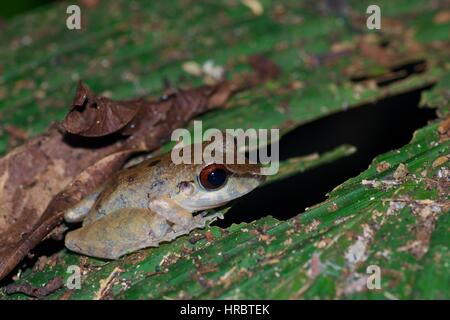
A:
195,196,250,219
192,200,231,213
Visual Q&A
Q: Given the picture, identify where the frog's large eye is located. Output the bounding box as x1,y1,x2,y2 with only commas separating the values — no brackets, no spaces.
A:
198,164,228,190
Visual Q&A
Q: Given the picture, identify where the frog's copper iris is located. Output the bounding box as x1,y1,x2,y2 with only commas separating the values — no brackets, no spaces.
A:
199,164,228,190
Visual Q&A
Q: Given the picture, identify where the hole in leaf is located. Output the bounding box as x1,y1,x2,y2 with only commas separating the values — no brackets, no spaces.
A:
215,86,437,228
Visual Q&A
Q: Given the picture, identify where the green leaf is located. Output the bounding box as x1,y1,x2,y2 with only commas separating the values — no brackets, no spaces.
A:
0,0,449,299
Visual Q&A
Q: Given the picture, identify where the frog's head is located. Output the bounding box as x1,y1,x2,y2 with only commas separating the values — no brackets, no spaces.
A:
173,161,265,212
170,133,266,212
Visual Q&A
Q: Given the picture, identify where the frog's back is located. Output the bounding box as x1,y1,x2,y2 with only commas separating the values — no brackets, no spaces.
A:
82,155,171,226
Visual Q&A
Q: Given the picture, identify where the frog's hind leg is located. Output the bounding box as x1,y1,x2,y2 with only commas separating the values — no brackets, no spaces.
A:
65,208,170,259
64,188,102,223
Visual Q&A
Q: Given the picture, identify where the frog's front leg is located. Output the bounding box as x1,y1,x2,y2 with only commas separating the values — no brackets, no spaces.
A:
64,188,103,223
65,208,171,259
148,196,194,227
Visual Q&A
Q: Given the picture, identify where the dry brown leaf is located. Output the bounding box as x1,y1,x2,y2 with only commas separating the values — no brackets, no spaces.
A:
62,81,144,137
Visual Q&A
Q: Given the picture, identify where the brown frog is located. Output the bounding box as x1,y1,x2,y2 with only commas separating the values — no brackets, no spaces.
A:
64,137,265,259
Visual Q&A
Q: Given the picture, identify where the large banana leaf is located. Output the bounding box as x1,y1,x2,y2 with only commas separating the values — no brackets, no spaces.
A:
0,0,448,299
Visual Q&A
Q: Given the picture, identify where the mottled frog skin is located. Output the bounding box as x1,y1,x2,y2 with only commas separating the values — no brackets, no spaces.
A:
64,139,265,259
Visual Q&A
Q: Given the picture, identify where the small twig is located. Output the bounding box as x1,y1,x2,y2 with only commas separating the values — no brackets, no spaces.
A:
3,276,64,298
94,267,123,300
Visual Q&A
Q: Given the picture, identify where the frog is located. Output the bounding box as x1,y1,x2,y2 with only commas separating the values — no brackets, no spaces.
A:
64,135,265,259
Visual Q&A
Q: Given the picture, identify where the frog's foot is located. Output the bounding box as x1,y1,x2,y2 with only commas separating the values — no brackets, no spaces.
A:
65,208,171,259
148,197,193,228
166,210,223,235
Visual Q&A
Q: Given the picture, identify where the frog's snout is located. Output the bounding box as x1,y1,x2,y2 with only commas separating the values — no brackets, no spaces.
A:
253,170,267,182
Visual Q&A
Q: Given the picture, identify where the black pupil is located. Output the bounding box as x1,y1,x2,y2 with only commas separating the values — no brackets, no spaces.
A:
207,169,227,188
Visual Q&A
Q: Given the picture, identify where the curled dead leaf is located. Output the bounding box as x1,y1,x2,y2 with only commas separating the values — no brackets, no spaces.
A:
62,81,144,137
